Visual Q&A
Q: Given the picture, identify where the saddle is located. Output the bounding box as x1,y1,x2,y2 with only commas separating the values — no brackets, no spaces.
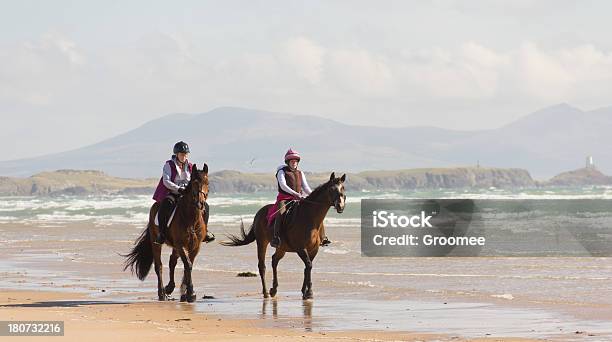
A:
154,206,177,227
266,200,297,229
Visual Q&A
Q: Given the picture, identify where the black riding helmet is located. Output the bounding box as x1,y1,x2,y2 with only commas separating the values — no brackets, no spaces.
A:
173,141,190,154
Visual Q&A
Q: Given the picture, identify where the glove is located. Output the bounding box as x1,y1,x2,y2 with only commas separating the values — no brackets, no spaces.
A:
177,187,187,195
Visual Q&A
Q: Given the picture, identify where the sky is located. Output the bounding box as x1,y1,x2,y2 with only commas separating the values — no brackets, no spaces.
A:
1,0,612,161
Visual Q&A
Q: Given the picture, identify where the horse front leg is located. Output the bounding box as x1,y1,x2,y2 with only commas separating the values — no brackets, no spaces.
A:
297,249,313,299
164,249,178,296
269,249,285,298
152,243,167,301
178,248,196,303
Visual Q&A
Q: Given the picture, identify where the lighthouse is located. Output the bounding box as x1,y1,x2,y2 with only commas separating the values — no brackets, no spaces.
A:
586,156,595,169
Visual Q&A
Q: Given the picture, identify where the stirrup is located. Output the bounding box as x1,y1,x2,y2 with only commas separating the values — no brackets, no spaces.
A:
320,237,331,247
271,237,281,248
204,232,215,243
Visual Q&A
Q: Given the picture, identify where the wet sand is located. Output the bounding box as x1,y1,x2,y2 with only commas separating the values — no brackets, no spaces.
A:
1,221,612,340
1,290,449,341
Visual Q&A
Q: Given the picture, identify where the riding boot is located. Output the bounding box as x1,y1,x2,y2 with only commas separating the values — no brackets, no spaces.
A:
202,202,215,243
271,216,282,247
155,196,175,245
270,200,286,248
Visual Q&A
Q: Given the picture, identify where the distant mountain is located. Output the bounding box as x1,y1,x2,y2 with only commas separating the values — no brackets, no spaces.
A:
442,104,612,179
0,105,610,178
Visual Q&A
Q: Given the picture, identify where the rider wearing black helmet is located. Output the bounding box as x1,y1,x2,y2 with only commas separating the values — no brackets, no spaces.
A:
152,141,215,244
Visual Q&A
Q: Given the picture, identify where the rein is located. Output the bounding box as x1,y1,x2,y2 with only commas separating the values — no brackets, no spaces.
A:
270,195,330,219
297,197,331,207
269,199,298,218
195,190,207,211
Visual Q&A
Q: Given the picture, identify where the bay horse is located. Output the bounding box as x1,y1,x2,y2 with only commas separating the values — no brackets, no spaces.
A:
222,172,346,299
124,163,209,302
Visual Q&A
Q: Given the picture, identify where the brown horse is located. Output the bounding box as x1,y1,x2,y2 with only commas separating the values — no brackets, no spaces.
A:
222,172,346,299
124,164,209,302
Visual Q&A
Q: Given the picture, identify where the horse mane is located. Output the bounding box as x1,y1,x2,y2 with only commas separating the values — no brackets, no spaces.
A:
305,179,331,201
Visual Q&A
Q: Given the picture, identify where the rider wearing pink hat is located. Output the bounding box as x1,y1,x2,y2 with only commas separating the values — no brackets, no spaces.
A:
271,148,331,247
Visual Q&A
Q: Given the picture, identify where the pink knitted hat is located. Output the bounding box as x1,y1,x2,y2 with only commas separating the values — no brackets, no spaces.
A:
284,148,301,162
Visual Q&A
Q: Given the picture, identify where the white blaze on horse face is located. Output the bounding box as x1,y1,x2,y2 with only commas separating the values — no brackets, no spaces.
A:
335,184,345,209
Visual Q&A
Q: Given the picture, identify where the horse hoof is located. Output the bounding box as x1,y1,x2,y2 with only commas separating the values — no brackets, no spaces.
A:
263,292,269,299
158,294,168,301
302,291,313,300
180,294,187,302
187,294,197,303
164,284,175,295
269,288,277,297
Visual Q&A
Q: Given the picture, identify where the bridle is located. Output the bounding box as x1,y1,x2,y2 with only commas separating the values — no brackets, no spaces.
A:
298,183,346,210
188,184,208,211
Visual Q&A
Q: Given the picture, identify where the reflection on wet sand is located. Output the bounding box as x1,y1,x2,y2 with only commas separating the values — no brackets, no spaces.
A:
260,299,313,332
302,300,313,331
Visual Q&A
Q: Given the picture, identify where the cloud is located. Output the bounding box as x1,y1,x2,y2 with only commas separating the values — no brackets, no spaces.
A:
513,43,612,102
3,32,612,111
280,37,397,97
0,32,86,106
328,48,395,97
282,36,325,84
392,43,512,100
390,41,612,104
516,42,573,100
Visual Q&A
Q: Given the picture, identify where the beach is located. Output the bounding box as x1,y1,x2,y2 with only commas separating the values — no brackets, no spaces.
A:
1,192,612,340
2,290,454,341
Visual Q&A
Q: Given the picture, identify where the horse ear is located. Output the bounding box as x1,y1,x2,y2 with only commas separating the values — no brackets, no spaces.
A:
192,164,198,176
329,172,335,182
202,163,208,175
340,174,346,183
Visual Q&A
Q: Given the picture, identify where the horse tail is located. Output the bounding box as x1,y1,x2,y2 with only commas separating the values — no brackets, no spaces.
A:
123,224,154,280
221,218,256,247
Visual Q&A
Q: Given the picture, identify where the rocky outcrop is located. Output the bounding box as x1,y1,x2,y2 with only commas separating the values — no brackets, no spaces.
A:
0,170,155,196
0,167,538,196
543,168,612,187
354,167,535,190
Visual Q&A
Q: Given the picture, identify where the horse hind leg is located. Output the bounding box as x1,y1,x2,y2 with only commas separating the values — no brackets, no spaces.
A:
164,249,178,296
269,249,286,298
257,238,269,298
152,242,167,301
